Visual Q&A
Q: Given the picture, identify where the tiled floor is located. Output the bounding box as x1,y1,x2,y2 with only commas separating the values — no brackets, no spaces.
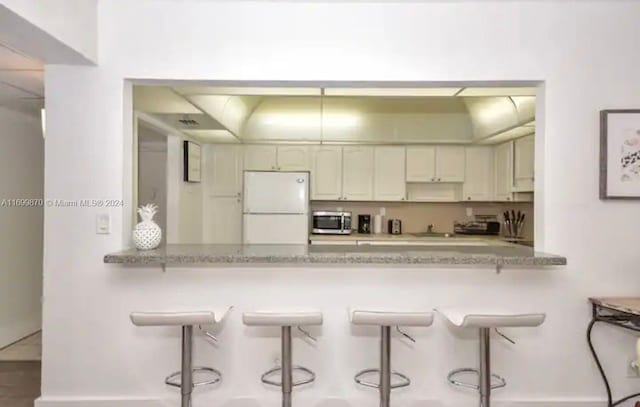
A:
0,332,41,362
0,361,41,407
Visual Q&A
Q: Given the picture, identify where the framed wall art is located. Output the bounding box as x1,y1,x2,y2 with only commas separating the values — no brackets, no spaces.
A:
600,109,640,199
183,140,201,183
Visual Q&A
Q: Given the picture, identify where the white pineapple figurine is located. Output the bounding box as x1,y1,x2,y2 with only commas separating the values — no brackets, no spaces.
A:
132,203,162,250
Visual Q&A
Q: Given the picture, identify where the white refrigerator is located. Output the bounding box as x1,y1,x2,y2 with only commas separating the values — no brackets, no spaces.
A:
243,171,309,244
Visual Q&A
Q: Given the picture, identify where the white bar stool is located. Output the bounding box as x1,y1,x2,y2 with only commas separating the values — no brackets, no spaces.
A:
130,308,231,407
243,310,323,407
350,308,434,407
436,308,545,407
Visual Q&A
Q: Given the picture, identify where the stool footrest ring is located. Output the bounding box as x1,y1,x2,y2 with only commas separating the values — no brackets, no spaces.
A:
261,366,316,387
165,367,222,388
354,368,411,389
447,368,506,390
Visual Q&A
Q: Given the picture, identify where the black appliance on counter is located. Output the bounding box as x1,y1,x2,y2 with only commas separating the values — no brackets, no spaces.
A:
358,214,372,234
453,220,500,235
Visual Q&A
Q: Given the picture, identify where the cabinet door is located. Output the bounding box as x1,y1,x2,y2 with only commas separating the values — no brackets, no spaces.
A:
202,196,242,244
494,141,514,201
406,146,436,182
277,145,310,171
244,145,277,171
374,146,406,201
462,146,494,201
204,144,243,197
436,146,465,182
513,135,534,192
311,146,343,200
342,146,374,200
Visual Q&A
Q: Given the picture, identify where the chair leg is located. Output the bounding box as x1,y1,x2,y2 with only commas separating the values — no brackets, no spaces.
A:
282,326,292,407
479,328,491,407
380,326,391,407
181,326,193,407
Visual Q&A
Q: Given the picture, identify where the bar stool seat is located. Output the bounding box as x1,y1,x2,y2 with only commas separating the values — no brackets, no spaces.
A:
243,310,323,327
350,308,434,407
243,309,323,407
130,310,226,326
436,307,545,407
437,308,545,328
350,308,434,327
131,307,231,407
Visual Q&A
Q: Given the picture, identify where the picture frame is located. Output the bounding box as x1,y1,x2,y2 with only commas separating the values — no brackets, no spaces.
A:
183,140,201,183
600,109,640,199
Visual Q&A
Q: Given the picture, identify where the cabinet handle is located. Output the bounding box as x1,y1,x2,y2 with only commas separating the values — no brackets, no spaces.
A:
507,197,511,201
437,178,441,182
431,177,435,181
467,197,471,200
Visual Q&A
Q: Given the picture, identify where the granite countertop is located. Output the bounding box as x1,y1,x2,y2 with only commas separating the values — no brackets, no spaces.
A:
104,244,566,268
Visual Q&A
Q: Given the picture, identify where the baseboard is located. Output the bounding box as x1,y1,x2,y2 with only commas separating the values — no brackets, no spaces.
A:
35,397,163,407
34,397,607,407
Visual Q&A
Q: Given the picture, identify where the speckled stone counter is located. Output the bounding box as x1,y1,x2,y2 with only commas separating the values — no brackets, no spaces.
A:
104,244,566,268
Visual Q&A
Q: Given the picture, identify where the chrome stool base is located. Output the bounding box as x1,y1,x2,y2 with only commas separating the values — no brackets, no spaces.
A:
261,365,316,387
353,326,411,407
354,368,410,389
447,368,506,390
166,367,222,388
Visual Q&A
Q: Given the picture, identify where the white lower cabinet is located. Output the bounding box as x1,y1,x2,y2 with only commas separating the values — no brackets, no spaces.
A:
463,146,494,201
311,146,343,200
342,146,374,200
374,146,406,201
202,196,242,243
494,141,514,201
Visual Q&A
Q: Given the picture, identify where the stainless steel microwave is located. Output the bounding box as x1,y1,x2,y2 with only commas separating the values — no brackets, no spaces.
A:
312,211,352,235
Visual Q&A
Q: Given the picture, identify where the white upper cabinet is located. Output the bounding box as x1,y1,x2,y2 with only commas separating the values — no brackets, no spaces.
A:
436,146,465,182
406,146,436,182
462,146,494,201
204,144,243,197
311,146,343,200
405,146,464,182
277,145,310,171
374,146,406,201
244,145,277,171
513,135,534,192
342,146,374,201
494,141,514,201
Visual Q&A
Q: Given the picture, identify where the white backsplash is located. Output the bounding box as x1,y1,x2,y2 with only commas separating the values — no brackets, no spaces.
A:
311,201,534,240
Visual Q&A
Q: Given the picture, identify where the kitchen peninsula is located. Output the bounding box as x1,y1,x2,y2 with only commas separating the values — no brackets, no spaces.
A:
104,243,566,268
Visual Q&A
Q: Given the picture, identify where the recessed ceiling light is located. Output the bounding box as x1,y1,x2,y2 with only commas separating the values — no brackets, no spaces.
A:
457,87,537,97
323,87,462,97
174,86,321,96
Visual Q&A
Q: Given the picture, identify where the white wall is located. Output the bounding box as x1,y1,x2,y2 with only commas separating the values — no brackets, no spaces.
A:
0,106,43,347
40,1,640,406
0,0,97,63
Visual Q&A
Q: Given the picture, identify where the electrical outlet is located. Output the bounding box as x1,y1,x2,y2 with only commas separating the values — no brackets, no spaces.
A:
627,357,640,378
466,207,473,217
380,207,386,216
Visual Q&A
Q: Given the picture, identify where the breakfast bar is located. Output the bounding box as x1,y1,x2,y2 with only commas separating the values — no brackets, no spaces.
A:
104,243,566,270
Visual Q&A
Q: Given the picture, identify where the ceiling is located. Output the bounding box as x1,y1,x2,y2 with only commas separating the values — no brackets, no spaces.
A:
134,85,536,145
0,42,44,116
